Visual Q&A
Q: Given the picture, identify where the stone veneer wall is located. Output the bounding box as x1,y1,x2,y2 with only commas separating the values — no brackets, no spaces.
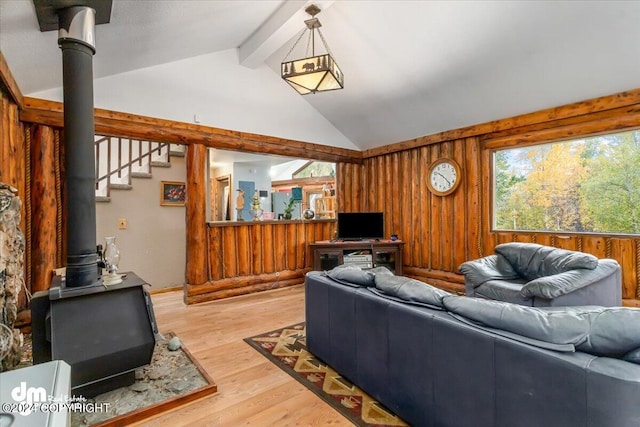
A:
0,183,24,371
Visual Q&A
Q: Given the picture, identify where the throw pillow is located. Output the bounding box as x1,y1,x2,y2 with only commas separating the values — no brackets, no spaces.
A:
375,275,450,307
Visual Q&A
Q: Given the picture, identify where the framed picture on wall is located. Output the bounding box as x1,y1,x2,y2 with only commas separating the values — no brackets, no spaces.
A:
160,181,186,206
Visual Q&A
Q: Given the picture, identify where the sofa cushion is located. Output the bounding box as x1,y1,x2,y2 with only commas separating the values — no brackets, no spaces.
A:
442,296,590,346
520,259,620,299
442,296,640,357
459,254,521,288
495,243,598,281
369,266,395,278
623,347,640,364
576,306,640,356
375,275,450,307
326,265,394,287
475,279,530,305
326,264,375,287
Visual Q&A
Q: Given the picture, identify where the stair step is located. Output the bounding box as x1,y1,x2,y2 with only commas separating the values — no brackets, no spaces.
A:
151,161,171,168
131,172,153,179
109,183,133,190
169,150,185,157
96,196,111,203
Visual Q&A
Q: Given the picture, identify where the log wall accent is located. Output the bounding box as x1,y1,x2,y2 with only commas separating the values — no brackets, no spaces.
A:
0,51,23,109
341,90,640,305
185,144,208,289
20,97,362,165
0,92,26,227
0,87,29,311
29,125,58,292
185,220,335,304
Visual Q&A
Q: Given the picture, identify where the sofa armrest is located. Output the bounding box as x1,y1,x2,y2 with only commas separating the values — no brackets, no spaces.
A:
521,259,620,299
459,254,521,289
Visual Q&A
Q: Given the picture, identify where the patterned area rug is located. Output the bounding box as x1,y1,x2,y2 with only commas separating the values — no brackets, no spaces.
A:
244,323,407,427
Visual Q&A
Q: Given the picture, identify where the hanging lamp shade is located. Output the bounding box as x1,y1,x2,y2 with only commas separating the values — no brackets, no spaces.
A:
281,5,343,95
282,54,343,95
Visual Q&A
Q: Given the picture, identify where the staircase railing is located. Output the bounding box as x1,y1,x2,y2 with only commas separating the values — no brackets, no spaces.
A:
95,136,171,197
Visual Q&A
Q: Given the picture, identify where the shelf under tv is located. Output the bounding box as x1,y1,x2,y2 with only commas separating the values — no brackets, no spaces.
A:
309,240,404,275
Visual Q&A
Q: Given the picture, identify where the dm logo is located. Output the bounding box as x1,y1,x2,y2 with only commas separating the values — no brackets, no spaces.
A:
11,381,46,415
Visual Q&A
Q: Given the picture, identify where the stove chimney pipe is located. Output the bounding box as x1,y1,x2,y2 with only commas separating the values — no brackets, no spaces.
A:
57,6,100,288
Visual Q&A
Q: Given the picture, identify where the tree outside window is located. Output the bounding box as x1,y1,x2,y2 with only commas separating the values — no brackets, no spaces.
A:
494,129,640,234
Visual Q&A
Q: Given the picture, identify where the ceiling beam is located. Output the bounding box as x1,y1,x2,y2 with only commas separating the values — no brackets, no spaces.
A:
238,0,335,69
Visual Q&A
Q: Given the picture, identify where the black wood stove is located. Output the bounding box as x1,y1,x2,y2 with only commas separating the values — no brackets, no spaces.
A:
30,1,158,398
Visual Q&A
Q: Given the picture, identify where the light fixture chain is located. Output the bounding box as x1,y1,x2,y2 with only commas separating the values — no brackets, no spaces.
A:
305,29,313,57
316,28,335,58
283,28,308,62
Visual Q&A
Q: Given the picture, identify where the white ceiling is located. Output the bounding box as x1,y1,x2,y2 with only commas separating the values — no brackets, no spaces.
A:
2,0,640,152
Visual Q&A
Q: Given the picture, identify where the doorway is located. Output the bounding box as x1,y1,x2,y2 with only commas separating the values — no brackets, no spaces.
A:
212,175,231,221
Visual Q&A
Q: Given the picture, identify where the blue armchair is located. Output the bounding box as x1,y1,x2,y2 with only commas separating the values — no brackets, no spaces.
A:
459,243,622,307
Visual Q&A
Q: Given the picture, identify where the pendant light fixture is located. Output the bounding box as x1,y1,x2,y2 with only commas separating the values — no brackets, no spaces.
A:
281,4,343,95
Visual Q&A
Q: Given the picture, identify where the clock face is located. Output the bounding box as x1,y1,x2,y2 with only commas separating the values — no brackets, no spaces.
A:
428,159,461,196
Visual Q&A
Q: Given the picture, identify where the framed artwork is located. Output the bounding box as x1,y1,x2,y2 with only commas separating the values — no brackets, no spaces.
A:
160,181,186,206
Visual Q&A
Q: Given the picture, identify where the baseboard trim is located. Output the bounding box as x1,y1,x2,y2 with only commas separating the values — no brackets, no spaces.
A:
149,285,183,295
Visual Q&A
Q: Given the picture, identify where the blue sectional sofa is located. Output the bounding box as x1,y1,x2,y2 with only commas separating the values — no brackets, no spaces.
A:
305,268,640,427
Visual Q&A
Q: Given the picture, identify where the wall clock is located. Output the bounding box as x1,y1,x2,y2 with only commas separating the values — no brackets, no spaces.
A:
427,158,462,196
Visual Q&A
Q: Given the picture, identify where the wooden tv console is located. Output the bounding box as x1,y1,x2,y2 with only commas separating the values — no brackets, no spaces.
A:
310,240,404,275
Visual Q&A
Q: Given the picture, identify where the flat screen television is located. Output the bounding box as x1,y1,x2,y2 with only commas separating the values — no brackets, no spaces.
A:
337,212,384,240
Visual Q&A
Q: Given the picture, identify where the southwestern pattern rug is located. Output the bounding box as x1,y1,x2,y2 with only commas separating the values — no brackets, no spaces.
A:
244,323,407,427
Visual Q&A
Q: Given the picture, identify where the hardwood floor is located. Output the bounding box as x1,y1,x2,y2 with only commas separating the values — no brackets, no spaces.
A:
134,285,351,426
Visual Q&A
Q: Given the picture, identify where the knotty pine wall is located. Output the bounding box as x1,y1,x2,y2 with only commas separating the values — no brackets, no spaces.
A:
338,91,640,306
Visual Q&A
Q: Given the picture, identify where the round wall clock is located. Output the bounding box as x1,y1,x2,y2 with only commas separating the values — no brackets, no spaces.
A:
427,158,462,196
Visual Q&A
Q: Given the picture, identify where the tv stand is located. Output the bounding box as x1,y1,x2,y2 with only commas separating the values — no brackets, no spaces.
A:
310,240,404,275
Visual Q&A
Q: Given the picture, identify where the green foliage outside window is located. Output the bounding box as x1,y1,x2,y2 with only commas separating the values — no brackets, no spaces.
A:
494,129,640,234
293,161,335,179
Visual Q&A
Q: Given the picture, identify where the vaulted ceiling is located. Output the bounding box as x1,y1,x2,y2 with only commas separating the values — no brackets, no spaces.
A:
2,0,640,151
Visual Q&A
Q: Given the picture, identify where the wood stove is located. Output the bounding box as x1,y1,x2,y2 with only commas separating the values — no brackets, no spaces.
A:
30,1,158,398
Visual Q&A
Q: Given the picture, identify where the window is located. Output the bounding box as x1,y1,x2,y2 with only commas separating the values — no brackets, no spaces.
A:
292,161,335,179
494,129,640,234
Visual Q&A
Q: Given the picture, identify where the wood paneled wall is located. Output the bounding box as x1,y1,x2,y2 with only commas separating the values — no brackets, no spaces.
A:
6,47,640,307
337,137,481,294
29,125,64,294
0,87,29,311
0,92,26,197
184,220,335,304
339,90,640,305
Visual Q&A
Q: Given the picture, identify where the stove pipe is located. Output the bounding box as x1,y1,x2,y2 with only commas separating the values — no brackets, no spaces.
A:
57,6,100,288
31,1,157,399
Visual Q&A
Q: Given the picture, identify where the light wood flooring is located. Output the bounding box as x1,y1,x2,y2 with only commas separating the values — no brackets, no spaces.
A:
134,285,351,426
